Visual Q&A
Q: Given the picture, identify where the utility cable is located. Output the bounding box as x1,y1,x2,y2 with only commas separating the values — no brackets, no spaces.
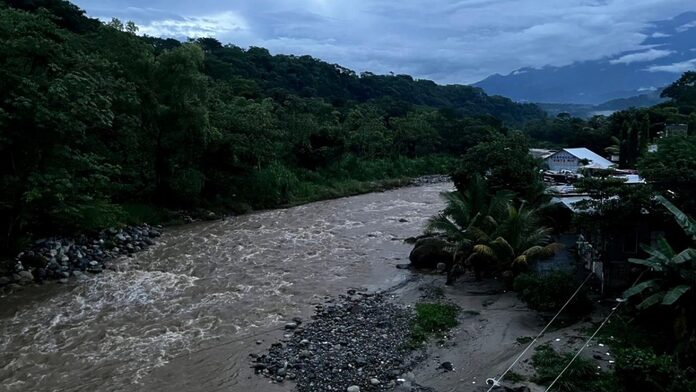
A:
485,271,594,392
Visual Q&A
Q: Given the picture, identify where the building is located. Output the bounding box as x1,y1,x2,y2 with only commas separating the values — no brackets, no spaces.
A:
529,148,556,160
545,148,614,173
665,124,688,137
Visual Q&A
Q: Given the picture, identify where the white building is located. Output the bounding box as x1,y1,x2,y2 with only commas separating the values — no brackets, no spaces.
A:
545,148,614,173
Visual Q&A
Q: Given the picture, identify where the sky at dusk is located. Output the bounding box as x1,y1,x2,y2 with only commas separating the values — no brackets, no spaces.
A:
71,0,696,84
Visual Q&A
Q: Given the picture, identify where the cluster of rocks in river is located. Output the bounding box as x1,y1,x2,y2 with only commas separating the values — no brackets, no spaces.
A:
252,290,428,392
0,225,161,288
410,175,450,186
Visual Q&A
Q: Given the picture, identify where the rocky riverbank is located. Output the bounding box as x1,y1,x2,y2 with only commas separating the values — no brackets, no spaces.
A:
0,225,162,289
410,175,450,186
251,289,435,392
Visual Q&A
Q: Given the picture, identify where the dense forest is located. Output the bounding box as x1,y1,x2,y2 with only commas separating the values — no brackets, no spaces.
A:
0,0,546,255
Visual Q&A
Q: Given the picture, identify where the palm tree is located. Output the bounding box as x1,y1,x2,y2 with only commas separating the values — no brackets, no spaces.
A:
469,203,561,273
426,175,511,257
426,176,559,282
623,196,696,309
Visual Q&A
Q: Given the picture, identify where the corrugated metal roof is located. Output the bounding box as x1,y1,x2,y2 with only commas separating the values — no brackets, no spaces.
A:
562,148,614,169
550,196,591,212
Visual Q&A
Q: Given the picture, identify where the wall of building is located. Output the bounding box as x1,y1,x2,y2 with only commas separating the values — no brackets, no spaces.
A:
546,151,580,172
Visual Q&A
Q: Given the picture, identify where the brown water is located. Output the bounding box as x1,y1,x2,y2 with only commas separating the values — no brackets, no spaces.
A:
0,183,450,392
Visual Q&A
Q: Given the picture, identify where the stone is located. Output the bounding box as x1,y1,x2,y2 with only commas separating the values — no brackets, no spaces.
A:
439,361,454,372
408,237,453,269
284,322,298,330
17,270,34,282
347,386,360,392
370,378,380,385
436,262,448,271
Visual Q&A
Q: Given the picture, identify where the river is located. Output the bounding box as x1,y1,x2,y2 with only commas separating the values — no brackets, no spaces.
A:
0,182,451,392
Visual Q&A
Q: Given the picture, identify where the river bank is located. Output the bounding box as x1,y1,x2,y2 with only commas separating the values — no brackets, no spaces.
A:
243,268,612,392
0,175,450,292
0,181,453,392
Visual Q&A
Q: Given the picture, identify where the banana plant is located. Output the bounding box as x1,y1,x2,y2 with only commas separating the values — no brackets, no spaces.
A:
623,196,696,309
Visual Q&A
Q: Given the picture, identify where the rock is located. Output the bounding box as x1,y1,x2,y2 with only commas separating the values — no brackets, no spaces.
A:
17,270,34,282
284,322,298,330
370,378,380,385
347,386,360,392
408,237,453,269
439,361,454,372
19,253,47,269
399,218,409,223
436,262,448,271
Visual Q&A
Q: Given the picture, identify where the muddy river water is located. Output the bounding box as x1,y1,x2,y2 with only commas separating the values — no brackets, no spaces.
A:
0,183,451,392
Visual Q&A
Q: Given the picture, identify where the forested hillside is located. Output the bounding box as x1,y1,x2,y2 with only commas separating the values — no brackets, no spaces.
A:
0,0,545,254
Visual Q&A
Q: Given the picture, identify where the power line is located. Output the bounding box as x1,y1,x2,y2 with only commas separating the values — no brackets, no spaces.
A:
485,271,594,392
543,270,647,392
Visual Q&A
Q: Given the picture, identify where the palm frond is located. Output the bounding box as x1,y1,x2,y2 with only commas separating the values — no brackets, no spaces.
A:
473,244,496,258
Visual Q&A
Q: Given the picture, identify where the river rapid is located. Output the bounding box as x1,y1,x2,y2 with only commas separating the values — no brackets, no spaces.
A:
0,183,451,392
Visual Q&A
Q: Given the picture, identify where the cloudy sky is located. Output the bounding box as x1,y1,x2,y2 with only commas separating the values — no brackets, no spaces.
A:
72,0,695,84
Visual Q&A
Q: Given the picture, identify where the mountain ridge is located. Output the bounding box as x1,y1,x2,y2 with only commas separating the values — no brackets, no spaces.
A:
474,11,696,105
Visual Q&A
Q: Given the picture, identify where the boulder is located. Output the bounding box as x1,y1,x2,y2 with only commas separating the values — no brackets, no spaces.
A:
408,237,453,269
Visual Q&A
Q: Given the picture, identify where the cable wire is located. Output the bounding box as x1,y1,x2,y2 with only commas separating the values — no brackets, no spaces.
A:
543,270,647,392
485,271,594,392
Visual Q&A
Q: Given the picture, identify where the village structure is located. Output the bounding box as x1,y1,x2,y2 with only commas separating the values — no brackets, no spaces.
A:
532,146,652,294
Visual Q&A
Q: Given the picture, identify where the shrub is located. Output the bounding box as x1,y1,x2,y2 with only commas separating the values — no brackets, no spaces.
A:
614,348,696,392
408,302,459,347
531,345,615,392
513,272,593,319
169,168,205,205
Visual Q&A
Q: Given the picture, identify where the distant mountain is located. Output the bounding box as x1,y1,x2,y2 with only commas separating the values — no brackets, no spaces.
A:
537,90,667,118
474,12,696,105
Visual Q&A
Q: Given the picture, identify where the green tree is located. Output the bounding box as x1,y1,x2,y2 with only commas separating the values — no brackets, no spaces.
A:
453,132,542,200
638,135,696,215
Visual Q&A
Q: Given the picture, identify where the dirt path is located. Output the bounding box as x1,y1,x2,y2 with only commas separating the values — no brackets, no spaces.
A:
392,273,608,392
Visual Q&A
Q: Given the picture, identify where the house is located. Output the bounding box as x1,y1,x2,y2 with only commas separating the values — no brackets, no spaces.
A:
529,148,556,160
544,148,614,173
664,123,688,137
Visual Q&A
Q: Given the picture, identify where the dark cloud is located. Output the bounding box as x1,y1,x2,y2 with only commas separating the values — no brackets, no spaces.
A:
72,0,695,83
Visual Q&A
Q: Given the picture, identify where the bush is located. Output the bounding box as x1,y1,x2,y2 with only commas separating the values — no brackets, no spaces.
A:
248,161,299,207
169,168,206,206
531,345,616,392
513,272,593,318
408,302,459,347
614,348,696,392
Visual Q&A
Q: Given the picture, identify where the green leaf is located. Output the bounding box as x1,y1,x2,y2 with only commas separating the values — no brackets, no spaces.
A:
671,248,696,264
637,292,665,310
662,285,691,305
627,257,662,271
623,279,659,298
656,195,696,241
